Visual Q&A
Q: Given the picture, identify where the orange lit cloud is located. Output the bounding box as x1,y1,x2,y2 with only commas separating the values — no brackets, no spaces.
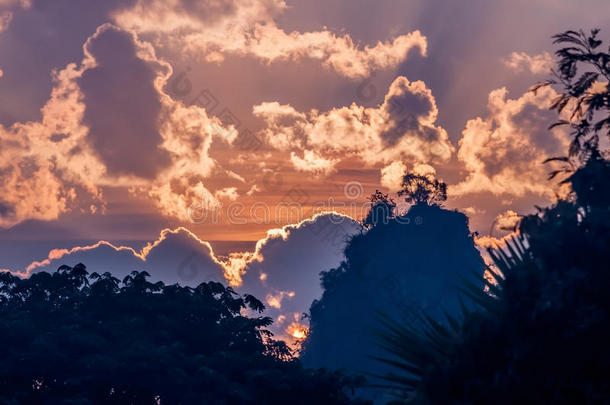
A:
286,321,308,340
272,312,308,346
1,212,358,340
504,51,554,75
475,210,522,252
451,86,569,199
265,290,295,309
5,211,356,286
380,161,408,192
494,210,521,231
380,161,437,192
255,76,453,172
0,59,106,227
0,23,241,227
113,0,427,79
290,150,339,176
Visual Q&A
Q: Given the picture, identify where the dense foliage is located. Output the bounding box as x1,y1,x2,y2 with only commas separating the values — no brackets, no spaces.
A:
398,174,447,207
362,191,397,230
0,266,368,404
376,29,610,404
377,153,610,405
532,28,610,162
302,198,484,402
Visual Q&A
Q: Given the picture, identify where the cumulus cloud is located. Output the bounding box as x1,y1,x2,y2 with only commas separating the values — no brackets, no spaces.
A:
411,162,437,178
380,161,407,191
504,51,554,75
215,187,239,201
451,86,569,198
380,161,437,192
0,58,106,227
113,0,427,79
78,25,172,179
2,213,359,339
0,23,239,227
215,24,428,79
239,213,360,339
255,76,453,172
81,24,229,220
494,209,521,231
9,227,227,283
290,150,338,176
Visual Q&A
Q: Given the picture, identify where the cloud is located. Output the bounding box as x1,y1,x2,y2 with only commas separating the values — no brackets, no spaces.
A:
5,212,356,283
462,206,485,216
0,23,236,227
451,86,569,199
215,187,239,201
246,184,261,196
504,51,554,75
290,150,338,176
380,161,437,192
10,228,227,284
78,25,172,179
412,162,436,177
494,209,521,231
265,290,295,309
79,24,228,221
239,212,360,339
113,0,427,79
254,76,453,172
380,161,407,192
284,319,308,341
0,57,106,227
217,24,428,79
1,212,359,340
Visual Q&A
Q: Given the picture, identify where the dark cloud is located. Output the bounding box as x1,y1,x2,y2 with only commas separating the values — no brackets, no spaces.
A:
0,0,138,125
240,214,360,322
27,229,226,285
6,213,359,337
512,103,562,151
78,25,171,179
381,80,435,146
170,0,237,20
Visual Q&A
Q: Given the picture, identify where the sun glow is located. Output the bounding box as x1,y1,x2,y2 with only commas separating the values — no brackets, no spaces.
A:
287,322,308,340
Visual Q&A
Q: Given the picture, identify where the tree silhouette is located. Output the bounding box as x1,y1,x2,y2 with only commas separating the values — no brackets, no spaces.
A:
362,190,396,229
0,264,369,404
302,191,483,402
532,28,610,168
376,155,610,404
376,29,610,405
398,173,447,206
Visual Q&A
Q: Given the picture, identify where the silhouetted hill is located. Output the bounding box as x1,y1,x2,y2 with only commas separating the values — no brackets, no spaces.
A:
301,203,484,398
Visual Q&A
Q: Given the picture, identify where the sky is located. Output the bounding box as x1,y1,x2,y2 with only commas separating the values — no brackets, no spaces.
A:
1,0,609,340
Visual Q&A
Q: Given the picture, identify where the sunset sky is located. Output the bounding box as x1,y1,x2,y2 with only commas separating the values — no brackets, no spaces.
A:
1,0,609,340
